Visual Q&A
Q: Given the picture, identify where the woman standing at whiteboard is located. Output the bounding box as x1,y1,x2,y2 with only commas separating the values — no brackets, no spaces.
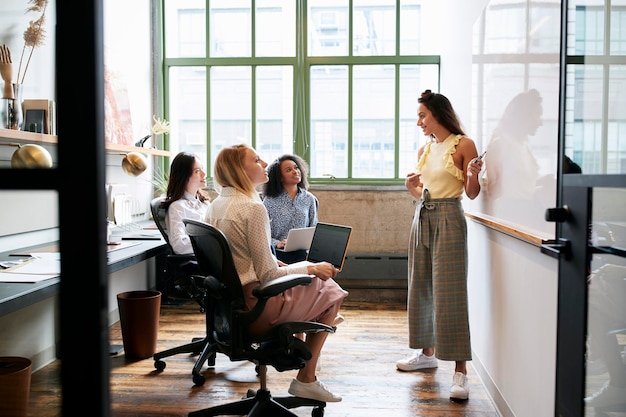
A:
396,90,483,401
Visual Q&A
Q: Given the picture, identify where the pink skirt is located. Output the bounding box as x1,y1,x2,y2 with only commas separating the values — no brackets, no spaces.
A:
243,277,348,335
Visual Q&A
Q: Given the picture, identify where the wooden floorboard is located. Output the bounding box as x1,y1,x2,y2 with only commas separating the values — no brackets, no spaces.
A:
28,300,501,417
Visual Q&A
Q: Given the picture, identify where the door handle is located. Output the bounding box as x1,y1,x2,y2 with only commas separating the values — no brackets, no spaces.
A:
545,205,569,223
540,238,571,259
543,206,571,258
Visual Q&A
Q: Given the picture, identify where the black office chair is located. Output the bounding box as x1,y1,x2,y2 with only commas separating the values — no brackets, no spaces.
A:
150,196,203,301
183,219,333,417
150,197,215,385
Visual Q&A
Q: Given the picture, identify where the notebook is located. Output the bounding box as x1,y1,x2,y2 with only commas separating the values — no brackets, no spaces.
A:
306,222,353,271
277,226,316,252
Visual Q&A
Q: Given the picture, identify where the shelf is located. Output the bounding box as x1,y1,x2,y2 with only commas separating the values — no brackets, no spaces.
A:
0,128,171,157
105,143,171,157
0,128,57,144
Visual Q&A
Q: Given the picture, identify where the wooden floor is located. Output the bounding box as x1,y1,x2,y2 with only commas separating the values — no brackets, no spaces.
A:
28,300,501,417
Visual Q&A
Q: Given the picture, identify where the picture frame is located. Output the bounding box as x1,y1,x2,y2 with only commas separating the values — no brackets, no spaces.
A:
24,109,46,133
22,99,55,134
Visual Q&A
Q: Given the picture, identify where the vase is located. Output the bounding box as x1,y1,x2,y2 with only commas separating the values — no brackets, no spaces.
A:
8,83,23,130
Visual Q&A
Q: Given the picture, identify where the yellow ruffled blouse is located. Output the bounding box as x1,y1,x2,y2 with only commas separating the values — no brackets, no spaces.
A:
416,134,465,199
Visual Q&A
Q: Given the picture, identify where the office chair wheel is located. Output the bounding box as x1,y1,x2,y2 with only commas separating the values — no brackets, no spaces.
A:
192,372,206,386
312,406,324,417
154,359,166,371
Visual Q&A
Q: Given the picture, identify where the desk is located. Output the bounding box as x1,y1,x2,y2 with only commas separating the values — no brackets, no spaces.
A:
0,231,167,371
0,237,166,317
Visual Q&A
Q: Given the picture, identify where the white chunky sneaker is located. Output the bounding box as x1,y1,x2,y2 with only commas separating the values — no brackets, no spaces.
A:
288,378,342,402
396,351,438,372
450,372,470,400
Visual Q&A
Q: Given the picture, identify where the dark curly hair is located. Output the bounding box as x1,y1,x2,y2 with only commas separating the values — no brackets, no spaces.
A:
418,89,466,137
263,154,310,198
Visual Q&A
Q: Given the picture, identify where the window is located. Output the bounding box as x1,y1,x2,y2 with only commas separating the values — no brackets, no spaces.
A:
161,0,440,183
566,1,626,174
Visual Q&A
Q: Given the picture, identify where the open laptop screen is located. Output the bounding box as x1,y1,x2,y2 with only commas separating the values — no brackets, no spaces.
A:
306,222,352,271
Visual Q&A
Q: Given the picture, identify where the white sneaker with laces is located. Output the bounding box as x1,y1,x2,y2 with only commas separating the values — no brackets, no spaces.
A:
396,350,438,371
450,372,470,400
288,378,342,402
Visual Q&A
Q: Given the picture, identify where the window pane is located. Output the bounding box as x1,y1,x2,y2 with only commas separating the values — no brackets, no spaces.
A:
353,0,396,56
607,65,626,174
256,66,294,163
399,64,439,175
483,2,527,54
566,64,604,173
164,0,206,58
210,0,251,57
255,0,296,57
308,0,349,57
310,66,349,178
572,1,605,55
529,0,561,54
168,66,206,162
610,0,626,55
353,65,395,178
210,66,252,166
399,0,420,55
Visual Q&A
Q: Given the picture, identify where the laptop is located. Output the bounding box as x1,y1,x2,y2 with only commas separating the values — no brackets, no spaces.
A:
277,227,316,252
306,222,353,272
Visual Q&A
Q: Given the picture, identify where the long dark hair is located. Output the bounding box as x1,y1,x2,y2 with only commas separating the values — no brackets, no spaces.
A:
263,154,310,198
418,90,466,136
163,152,207,208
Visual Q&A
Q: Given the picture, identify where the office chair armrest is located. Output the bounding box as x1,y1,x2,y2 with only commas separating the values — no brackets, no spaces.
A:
252,274,314,299
190,274,224,296
167,253,196,263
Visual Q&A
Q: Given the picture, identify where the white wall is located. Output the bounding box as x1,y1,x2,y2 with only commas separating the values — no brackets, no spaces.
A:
447,1,560,416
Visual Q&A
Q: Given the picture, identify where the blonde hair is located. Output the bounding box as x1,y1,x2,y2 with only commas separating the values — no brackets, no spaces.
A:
213,144,260,200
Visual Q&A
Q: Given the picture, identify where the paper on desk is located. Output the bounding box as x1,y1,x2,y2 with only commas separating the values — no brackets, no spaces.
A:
0,271,58,283
5,254,60,274
0,253,60,282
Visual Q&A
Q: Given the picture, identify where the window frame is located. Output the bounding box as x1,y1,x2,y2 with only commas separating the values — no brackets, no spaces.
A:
156,0,441,186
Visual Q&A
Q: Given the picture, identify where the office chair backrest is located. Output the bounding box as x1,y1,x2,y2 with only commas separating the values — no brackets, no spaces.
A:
184,219,246,306
150,196,173,251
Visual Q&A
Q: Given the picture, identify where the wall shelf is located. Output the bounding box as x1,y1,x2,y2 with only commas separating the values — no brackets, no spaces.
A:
0,128,171,157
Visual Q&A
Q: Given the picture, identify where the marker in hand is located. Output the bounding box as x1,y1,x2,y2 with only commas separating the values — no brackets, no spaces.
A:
474,151,486,164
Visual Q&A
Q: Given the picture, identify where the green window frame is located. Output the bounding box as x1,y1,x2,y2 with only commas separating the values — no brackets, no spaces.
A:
158,0,440,185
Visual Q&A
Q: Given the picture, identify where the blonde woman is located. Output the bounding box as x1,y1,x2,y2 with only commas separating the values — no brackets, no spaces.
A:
205,144,348,403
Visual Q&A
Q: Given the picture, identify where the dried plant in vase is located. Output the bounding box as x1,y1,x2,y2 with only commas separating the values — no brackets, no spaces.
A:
135,115,171,148
17,0,49,85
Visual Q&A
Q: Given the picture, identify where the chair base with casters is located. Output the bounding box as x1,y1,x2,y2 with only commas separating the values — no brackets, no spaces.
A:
189,365,326,417
153,276,218,386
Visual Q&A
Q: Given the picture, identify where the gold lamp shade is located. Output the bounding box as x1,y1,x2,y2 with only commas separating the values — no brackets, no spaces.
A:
121,151,148,176
11,144,53,169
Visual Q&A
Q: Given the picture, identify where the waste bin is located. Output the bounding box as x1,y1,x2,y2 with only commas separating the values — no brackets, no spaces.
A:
0,356,32,417
117,290,162,360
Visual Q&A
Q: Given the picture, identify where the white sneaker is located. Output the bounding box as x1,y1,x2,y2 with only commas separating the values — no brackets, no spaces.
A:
450,372,470,400
333,313,345,327
396,351,438,372
288,378,342,402
585,381,626,408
